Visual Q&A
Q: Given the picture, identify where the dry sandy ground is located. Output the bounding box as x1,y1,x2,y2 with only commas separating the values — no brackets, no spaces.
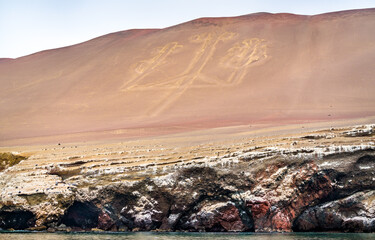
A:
1,117,374,180
1,9,375,142
0,115,374,147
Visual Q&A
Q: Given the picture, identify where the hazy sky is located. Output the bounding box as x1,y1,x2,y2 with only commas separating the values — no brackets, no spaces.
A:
0,0,374,58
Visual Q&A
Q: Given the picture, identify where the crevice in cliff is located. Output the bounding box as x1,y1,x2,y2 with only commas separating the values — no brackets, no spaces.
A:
0,210,35,230
292,188,375,232
320,154,375,204
356,154,375,165
234,200,255,231
61,201,100,229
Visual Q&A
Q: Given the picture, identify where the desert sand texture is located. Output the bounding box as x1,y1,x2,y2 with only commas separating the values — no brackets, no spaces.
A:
1,9,375,145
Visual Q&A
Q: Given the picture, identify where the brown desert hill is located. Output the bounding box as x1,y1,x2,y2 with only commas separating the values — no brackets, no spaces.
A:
1,8,375,143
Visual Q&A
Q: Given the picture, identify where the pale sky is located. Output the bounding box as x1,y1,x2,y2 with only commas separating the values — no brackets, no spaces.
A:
0,0,374,58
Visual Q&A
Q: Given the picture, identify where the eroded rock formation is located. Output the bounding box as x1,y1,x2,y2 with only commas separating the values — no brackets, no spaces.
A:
0,125,374,232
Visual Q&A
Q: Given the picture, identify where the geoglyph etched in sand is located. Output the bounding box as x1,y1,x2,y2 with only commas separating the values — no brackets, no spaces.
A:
119,31,268,116
222,38,268,68
144,31,237,116
120,42,183,91
122,33,268,91
221,38,268,84
134,42,182,74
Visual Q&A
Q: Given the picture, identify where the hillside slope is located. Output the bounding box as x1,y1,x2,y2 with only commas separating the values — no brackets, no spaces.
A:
1,9,375,141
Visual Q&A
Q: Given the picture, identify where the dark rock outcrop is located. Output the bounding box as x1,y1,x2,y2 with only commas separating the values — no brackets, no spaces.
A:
294,191,375,232
62,201,100,229
0,210,35,230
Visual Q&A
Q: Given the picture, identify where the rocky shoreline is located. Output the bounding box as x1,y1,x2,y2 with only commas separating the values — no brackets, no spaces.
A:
0,125,374,233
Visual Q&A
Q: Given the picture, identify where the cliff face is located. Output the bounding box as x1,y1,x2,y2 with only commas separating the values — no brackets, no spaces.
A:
0,125,374,232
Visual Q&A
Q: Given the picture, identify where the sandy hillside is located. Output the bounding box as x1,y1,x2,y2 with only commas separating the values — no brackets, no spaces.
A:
1,8,375,144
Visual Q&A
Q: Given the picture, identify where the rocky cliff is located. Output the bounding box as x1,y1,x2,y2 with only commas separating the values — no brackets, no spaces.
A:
0,124,374,232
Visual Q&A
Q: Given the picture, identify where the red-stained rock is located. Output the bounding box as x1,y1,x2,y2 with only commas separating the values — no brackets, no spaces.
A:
98,211,115,231
248,163,335,232
271,211,292,231
246,199,270,218
218,205,246,231
181,202,250,232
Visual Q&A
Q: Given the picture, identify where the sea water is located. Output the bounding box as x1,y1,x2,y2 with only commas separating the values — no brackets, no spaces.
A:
0,232,374,240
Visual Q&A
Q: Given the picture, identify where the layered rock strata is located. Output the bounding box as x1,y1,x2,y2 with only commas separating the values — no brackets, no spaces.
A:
0,125,374,232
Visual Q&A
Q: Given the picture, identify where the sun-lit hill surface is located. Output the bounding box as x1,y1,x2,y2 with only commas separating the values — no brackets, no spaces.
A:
1,8,375,143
